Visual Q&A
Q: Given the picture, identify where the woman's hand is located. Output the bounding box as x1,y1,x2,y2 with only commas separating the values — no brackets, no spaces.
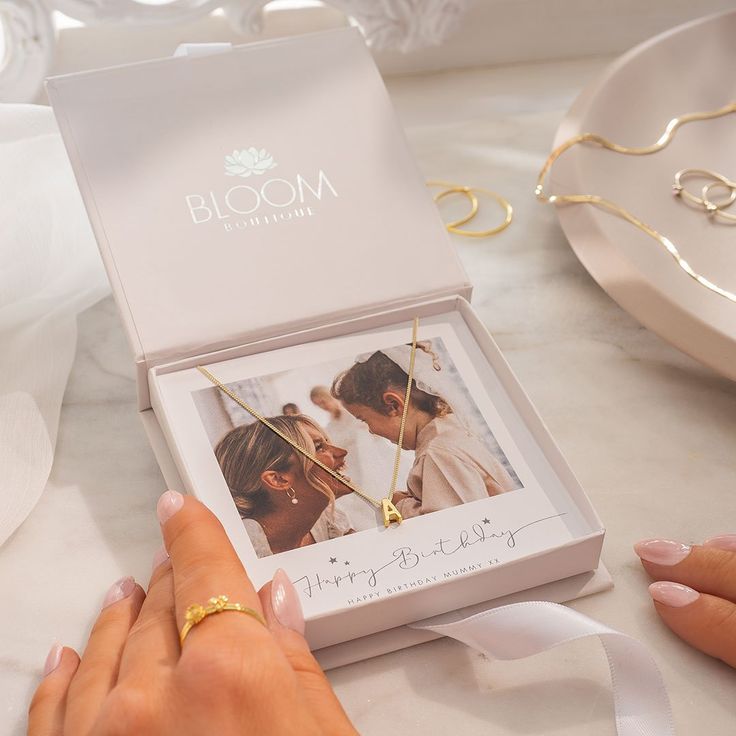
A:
635,535,736,667
28,491,358,736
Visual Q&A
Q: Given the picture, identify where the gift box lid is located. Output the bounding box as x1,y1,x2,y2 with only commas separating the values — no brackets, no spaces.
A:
46,28,470,393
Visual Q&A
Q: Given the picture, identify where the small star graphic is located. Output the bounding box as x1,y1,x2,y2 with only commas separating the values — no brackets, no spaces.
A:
344,560,350,566
329,557,337,564
482,518,491,524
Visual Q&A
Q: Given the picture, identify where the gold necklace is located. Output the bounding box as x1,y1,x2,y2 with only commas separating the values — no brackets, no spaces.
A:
197,317,419,527
536,101,736,304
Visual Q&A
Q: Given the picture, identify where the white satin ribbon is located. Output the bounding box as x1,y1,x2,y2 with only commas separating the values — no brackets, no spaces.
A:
411,601,674,736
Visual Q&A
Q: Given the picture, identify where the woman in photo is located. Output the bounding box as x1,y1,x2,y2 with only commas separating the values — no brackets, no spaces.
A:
332,341,517,519
215,415,354,557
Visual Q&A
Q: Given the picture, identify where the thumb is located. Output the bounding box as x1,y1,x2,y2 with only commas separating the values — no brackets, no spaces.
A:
648,582,736,668
258,570,358,735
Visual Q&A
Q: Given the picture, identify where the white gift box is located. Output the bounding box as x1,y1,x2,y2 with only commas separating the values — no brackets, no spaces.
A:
46,28,608,663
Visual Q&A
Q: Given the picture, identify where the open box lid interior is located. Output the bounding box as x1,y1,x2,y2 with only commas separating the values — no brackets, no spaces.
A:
46,28,469,380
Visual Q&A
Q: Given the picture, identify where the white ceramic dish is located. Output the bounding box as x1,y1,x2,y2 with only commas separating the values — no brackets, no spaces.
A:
551,10,736,380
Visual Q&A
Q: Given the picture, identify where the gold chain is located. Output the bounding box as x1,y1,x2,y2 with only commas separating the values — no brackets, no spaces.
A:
536,101,736,304
198,317,419,526
389,316,417,501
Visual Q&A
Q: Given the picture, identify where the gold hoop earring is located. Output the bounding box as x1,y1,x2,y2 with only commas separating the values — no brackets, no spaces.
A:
446,186,513,237
427,180,513,238
287,487,298,505
427,181,478,229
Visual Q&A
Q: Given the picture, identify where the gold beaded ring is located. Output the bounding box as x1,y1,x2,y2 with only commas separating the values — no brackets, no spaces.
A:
672,168,736,212
427,182,479,229
701,181,736,223
180,595,266,646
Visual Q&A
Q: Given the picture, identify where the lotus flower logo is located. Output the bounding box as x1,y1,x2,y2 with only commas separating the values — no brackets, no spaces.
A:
224,147,277,177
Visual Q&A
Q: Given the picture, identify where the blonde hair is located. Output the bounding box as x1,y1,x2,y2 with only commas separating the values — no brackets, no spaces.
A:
215,415,334,517
309,385,330,401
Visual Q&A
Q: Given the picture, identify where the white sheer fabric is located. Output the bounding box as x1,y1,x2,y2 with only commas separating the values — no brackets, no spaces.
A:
0,104,108,545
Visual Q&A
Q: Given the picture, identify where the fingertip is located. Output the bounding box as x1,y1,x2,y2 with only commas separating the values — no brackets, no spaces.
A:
43,642,63,677
634,538,692,566
271,568,305,635
158,492,226,548
29,645,81,734
102,576,137,609
648,581,700,608
156,489,184,525
259,573,306,636
42,644,80,679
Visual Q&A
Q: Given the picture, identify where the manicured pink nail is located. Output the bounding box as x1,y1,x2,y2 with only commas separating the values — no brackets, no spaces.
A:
703,534,736,552
152,545,169,571
102,576,136,609
43,642,62,676
157,490,184,524
634,539,691,566
271,568,305,635
649,581,700,608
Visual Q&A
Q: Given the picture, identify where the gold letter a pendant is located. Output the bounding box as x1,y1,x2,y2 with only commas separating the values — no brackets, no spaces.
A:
381,498,403,528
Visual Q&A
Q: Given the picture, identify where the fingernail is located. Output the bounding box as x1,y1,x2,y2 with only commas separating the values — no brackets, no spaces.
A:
703,534,736,552
102,576,136,609
152,545,169,571
649,581,700,608
43,642,62,676
271,568,305,635
157,490,184,524
634,538,691,566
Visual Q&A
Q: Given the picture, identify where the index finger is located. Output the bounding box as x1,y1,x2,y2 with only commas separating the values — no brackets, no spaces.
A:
157,490,268,645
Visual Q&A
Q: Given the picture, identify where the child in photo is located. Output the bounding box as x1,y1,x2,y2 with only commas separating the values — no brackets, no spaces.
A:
332,340,517,519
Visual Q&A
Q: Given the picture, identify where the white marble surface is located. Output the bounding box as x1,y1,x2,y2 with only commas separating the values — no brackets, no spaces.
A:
3,51,736,736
